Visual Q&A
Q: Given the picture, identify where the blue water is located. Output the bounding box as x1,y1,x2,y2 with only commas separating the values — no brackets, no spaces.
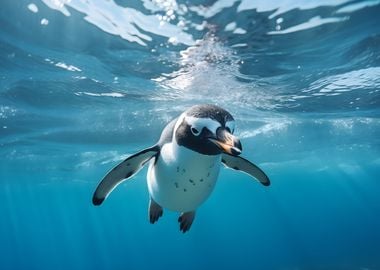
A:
1,0,380,269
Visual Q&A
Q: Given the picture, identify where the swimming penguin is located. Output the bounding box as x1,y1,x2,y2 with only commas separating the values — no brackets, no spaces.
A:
92,104,270,232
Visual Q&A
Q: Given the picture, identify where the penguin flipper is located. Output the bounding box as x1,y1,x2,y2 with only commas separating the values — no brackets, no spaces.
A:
221,153,270,186
92,146,159,205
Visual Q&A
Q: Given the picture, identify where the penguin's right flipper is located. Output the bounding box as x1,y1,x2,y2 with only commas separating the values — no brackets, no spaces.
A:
92,146,159,206
221,153,270,186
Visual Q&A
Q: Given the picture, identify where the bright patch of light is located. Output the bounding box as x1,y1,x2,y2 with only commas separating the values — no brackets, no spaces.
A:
268,16,349,35
55,62,82,72
27,3,39,13
336,0,380,13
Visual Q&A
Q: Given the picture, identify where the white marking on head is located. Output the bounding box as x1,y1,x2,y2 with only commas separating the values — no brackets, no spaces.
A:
174,113,185,135
226,120,235,134
173,113,221,141
184,116,221,135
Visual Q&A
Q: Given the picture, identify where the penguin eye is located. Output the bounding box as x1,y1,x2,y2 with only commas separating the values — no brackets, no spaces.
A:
191,127,201,136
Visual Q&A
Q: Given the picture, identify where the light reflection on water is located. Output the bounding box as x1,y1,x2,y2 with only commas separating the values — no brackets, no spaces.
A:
40,0,195,45
38,0,367,45
15,0,378,116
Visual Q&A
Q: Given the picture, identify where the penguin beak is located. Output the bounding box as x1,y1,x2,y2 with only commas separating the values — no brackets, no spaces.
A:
208,128,242,156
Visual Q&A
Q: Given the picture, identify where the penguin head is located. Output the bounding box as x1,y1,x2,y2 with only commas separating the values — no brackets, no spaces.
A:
174,104,242,156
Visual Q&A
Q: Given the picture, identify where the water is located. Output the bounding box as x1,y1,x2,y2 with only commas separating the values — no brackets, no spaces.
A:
1,0,380,269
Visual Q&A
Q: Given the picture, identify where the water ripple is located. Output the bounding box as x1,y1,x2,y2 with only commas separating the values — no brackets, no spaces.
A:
41,0,194,46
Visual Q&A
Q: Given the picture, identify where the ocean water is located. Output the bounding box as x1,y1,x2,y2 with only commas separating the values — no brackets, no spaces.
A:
1,0,380,269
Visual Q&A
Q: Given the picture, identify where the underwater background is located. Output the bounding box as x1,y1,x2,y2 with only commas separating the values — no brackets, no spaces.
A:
1,0,380,269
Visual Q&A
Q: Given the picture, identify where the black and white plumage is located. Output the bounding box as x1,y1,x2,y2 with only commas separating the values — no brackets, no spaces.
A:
92,104,270,232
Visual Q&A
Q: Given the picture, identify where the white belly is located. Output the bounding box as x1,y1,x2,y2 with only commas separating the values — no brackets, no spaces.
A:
147,143,221,212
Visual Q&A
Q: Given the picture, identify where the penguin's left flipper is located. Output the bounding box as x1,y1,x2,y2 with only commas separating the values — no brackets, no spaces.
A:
92,146,159,206
221,153,270,186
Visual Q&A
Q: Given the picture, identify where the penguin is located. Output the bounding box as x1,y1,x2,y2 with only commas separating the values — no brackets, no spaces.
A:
92,104,270,233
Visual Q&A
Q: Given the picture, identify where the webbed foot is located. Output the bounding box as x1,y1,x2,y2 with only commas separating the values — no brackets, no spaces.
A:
178,211,196,233
149,198,163,224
